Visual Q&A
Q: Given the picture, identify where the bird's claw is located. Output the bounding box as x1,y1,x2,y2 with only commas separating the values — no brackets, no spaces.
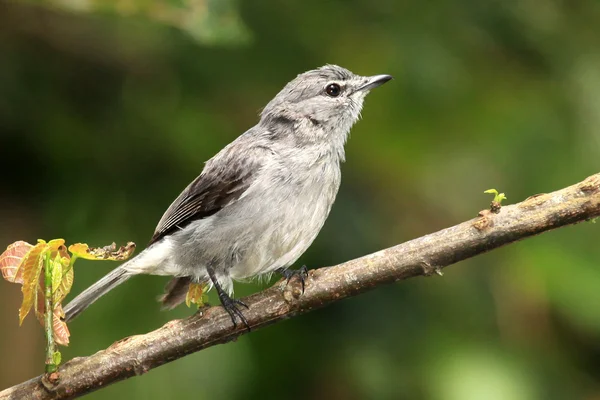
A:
278,265,309,294
218,293,250,331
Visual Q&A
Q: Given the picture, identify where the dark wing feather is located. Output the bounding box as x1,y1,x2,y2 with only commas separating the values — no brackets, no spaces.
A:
149,152,261,245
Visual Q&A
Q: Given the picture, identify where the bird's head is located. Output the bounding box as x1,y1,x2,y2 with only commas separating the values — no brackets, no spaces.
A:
260,65,392,144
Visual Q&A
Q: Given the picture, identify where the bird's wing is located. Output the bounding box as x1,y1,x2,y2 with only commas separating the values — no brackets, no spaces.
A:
149,143,264,245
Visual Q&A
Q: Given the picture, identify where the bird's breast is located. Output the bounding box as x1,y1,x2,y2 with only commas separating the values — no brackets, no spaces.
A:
229,153,342,278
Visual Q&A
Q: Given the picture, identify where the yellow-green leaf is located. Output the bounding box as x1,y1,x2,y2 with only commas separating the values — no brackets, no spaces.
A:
0,241,34,284
35,273,45,317
53,259,74,304
51,254,63,295
46,239,65,253
52,351,62,365
68,242,136,261
484,188,507,204
185,283,206,308
19,242,47,325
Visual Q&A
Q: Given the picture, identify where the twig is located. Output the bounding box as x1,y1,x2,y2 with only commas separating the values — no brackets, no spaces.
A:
1,173,599,400
43,253,57,374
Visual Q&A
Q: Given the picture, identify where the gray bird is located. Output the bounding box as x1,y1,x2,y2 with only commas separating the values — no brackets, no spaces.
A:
63,65,392,328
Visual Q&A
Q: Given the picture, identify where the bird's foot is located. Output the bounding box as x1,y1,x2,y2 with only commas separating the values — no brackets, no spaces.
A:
207,266,251,330
277,265,309,294
217,291,250,331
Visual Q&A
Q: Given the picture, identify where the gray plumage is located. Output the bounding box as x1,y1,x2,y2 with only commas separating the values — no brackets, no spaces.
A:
63,65,392,325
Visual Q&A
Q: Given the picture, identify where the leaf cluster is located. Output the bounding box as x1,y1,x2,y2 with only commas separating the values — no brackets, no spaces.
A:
0,240,136,347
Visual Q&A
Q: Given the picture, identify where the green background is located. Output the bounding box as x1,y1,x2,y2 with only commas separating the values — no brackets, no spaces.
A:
1,0,600,399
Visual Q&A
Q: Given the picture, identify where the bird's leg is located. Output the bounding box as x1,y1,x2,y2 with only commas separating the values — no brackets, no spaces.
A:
277,265,309,294
206,267,250,331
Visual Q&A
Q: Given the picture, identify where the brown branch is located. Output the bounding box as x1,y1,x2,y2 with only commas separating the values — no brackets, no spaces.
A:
2,173,600,400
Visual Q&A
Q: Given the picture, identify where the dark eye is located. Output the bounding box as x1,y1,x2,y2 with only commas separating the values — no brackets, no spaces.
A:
325,83,341,97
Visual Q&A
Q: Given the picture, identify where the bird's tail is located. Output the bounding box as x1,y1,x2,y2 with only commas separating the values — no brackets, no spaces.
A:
63,266,131,322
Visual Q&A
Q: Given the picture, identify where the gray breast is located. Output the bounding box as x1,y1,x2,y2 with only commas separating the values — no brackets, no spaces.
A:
227,150,342,279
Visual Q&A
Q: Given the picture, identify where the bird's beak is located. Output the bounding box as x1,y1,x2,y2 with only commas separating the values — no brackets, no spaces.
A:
355,74,393,92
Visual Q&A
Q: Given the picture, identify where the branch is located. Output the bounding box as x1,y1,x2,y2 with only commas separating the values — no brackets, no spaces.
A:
2,173,600,400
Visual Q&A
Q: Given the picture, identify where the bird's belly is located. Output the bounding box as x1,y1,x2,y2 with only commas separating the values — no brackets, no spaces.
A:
228,177,339,280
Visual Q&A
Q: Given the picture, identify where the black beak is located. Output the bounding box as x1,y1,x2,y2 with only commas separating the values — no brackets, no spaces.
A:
356,74,393,92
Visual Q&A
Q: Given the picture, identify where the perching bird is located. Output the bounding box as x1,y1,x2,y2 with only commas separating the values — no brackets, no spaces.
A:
63,65,392,328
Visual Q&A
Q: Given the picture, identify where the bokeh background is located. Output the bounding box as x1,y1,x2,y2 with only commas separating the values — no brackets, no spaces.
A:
1,0,600,399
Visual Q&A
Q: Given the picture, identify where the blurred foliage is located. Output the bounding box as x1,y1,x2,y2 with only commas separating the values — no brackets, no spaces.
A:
27,0,250,44
1,0,600,399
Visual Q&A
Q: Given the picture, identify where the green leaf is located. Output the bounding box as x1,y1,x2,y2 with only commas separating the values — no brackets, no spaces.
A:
484,189,507,204
52,351,61,366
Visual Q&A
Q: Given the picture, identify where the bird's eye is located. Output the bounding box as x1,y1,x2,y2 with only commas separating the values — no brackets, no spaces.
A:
325,83,341,97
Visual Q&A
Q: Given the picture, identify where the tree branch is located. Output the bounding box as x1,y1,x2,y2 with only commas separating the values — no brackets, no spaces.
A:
2,173,600,400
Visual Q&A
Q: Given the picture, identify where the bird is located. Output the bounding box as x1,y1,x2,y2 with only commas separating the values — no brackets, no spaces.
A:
63,65,392,329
